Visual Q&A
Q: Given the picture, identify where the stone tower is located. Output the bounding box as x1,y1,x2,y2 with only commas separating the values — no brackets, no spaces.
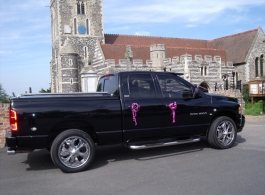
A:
150,44,166,70
50,0,104,93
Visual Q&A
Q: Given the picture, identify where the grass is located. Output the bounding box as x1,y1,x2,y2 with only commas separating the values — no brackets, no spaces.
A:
245,100,265,116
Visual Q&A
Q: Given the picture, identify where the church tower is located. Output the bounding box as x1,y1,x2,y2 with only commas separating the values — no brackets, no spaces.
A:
50,0,104,93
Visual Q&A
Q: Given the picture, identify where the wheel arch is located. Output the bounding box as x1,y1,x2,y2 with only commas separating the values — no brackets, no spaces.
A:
206,111,237,137
47,119,98,148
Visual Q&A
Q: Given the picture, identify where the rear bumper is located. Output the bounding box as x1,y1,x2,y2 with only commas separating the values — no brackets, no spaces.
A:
5,128,48,154
5,128,16,147
237,114,245,133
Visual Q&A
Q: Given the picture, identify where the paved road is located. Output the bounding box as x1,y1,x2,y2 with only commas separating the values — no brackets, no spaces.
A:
0,117,265,195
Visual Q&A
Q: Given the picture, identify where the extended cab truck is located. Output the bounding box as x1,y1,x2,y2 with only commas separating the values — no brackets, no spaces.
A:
6,71,245,173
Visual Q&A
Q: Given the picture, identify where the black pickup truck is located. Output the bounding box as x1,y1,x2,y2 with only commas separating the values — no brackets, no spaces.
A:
6,71,245,173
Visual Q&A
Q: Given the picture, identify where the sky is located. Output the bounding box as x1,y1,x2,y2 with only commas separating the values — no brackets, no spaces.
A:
0,0,265,96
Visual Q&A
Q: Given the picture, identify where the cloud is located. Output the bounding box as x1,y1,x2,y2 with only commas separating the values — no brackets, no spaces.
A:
104,0,265,25
135,31,150,36
185,24,197,28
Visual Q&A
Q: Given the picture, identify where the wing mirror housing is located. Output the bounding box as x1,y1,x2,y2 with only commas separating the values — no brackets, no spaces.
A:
193,84,199,98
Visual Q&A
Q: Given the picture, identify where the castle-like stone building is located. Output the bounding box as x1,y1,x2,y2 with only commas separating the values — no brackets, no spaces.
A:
50,0,265,93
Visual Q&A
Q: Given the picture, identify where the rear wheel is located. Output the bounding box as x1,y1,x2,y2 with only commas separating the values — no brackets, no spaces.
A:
51,129,95,173
208,116,237,149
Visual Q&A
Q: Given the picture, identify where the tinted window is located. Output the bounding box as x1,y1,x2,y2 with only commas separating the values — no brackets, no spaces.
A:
96,75,118,95
122,74,156,99
157,75,192,98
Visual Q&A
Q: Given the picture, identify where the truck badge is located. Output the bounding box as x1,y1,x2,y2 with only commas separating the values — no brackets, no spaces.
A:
168,102,177,123
131,103,140,126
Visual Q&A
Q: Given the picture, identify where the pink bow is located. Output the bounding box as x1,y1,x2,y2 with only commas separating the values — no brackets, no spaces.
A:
168,102,177,123
131,103,140,126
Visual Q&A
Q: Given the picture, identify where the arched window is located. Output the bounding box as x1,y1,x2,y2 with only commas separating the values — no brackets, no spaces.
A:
204,66,207,75
69,59,73,65
81,2,85,14
74,18,77,34
260,55,264,77
84,46,88,58
255,57,259,77
86,19,89,34
77,1,85,15
77,2,81,14
201,67,203,75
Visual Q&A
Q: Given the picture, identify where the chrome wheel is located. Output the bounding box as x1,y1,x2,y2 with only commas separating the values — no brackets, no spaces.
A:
58,136,90,169
208,116,237,149
216,120,235,147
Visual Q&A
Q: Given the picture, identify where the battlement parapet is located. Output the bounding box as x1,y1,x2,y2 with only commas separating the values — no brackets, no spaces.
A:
150,44,166,52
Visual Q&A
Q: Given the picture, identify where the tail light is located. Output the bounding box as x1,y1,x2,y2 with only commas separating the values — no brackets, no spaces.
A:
10,109,18,131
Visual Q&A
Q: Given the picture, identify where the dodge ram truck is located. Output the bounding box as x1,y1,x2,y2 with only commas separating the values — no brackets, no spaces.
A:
6,71,245,173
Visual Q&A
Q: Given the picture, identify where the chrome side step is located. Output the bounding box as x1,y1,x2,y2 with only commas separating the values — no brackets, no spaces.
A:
7,148,34,155
7,149,16,155
128,138,200,150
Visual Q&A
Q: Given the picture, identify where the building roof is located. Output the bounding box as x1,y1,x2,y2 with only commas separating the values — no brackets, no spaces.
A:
60,38,77,54
101,44,227,64
101,44,150,64
207,28,259,64
105,34,208,48
102,28,259,65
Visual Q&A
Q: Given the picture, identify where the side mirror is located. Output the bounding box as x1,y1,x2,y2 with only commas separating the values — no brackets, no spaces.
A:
193,85,199,98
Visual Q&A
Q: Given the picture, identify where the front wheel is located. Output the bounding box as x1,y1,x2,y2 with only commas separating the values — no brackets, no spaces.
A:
208,116,237,149
51,129,95,173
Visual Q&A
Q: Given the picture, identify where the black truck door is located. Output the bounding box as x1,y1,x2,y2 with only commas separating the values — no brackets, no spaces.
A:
121,73,164,142
156,73,209,138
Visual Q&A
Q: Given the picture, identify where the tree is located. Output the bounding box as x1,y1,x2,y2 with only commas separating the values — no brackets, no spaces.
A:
39,87,51,93
242,84,250,103
0,83,10,103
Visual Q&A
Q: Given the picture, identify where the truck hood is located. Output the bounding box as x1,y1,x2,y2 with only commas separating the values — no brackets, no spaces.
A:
206,93,238,103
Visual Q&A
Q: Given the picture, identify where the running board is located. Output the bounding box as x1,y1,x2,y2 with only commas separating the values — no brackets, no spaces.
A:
128,138,201,150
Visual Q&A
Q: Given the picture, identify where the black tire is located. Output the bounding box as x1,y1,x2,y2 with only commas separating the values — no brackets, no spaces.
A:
208,116,237,149
51,129,95,173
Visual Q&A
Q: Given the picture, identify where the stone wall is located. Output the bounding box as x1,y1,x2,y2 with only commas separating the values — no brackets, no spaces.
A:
0,103,9,148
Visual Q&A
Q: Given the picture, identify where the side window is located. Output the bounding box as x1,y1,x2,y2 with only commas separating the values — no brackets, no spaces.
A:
157,75,193,98
122,74,156,99
96,75,118,95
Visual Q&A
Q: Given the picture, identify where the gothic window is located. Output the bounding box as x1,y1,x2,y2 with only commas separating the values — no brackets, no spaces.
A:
69,59,73,65
74,18,77,34
86,19,89,34
84,46,88,58
77,2,81,14
255,57,259,77
201,67,203,76
260,55,264,77
81,2,85,14
77,1,85,15
204,66,207,75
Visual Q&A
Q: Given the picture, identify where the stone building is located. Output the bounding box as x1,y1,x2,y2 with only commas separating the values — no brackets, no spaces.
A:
50,0,265,93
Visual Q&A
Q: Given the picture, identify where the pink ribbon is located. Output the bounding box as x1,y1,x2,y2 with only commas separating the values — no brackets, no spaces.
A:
168,102,177,123
131,103,140,126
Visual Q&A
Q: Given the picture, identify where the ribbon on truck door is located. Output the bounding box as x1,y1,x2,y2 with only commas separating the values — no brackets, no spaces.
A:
168,102,177,123
131,103,140,126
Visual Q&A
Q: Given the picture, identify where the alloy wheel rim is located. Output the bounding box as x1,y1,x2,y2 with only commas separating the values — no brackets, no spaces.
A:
216,120,235,146
58,136,90,169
